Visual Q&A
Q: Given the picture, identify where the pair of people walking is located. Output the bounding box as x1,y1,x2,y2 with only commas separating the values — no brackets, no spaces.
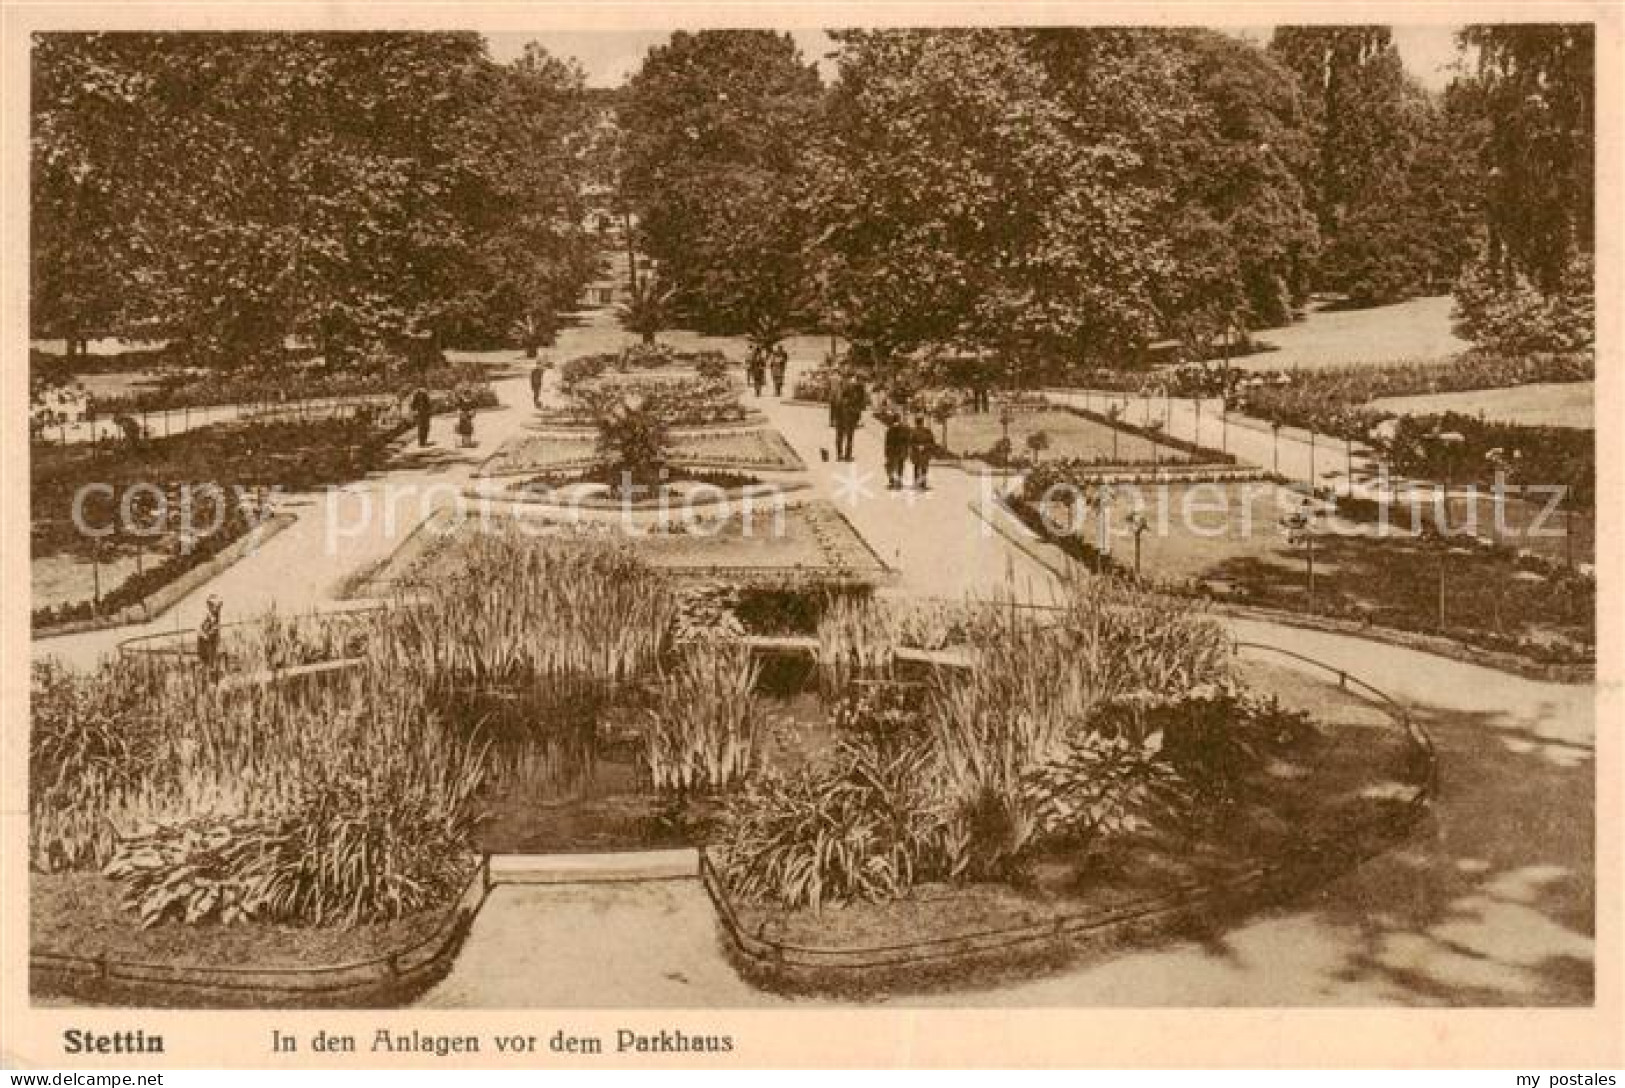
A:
747,343,789,398
883,411,934,491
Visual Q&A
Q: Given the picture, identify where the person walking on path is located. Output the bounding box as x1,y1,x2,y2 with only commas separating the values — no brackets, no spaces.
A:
768,343,788,397
745,346,766,397
529,362,546,408
456,405,476,448
410,386,433,447
829,372,868,462
882,410,911,490
909,413,935,490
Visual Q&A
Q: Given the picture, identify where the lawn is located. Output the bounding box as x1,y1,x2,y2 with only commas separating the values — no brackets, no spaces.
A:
32,550,145,612
942,408,1194,464
1019,479,1313,583
1370,381,1594,429
1236,295,1469,371
31,415,403,625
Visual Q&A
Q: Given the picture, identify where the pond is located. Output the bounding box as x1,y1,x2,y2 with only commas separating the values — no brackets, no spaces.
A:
454,646,846,855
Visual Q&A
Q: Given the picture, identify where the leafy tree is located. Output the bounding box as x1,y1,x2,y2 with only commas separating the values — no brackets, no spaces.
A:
1270,26,1473,304
620,31,822,346
809,30,1165,376
1035,29,1320,342
31,33,597,367
1454,25,1594,290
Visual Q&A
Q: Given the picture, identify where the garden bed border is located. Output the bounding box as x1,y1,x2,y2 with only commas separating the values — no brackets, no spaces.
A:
33,513,297,640
31,858,491,1008
698,638,1437,994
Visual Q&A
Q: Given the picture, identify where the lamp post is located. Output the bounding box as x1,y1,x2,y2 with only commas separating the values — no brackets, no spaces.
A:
1282,498,1321,608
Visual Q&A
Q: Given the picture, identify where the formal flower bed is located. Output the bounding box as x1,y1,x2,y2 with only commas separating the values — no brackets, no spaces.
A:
354,502,889,592
91,357,500,415
791,366,838,403
543,370,748,428
1228,352,1593,438
1006,485,1595,666
478,427,803,478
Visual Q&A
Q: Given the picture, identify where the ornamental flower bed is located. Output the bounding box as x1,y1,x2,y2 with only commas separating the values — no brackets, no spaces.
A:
545,371,749,428
92,357,499,416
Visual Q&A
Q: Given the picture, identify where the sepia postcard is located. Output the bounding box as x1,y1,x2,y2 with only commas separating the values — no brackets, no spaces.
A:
1,0,1619,1070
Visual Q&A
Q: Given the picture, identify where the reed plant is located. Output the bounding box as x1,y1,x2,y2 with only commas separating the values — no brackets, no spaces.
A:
33,654,486,926
816,594,898,696
643,640,761,797
927,579,1229,876
368,525,676,694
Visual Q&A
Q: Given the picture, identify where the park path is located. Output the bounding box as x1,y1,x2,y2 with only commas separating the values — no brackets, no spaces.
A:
30,314,636,670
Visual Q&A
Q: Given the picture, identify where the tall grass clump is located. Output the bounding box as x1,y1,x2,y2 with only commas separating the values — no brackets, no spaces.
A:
719,733,953,913
369,525,676,694
644,640,761,797
816,594,898,695
30,657,193,872
32,655,487,927
928,579,1229,876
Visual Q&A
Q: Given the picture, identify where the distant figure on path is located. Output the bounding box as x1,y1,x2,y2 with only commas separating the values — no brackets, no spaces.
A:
529,363,546,408
769,344,788,397
909,413,934,490
197,594,223,676
456,405,476,448
829,372,868,462
883,411,910,490
410,386,433,447
747,349,767,398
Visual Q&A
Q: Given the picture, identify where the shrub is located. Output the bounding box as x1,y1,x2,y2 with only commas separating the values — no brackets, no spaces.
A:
1023,731,1183,847
730,580,875,635
593,397,671,489
717,732,953,912
1453,248,1594,355
1091,684,1316,808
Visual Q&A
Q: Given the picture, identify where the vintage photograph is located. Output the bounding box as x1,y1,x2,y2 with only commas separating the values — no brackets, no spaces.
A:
19,18,1600,1018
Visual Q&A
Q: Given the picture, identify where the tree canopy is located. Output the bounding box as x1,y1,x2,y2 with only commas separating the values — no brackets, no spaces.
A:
32,33,597,363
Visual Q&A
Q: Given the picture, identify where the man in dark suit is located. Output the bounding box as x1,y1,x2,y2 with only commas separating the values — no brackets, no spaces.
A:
829,372,868,462
410,387,433,447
